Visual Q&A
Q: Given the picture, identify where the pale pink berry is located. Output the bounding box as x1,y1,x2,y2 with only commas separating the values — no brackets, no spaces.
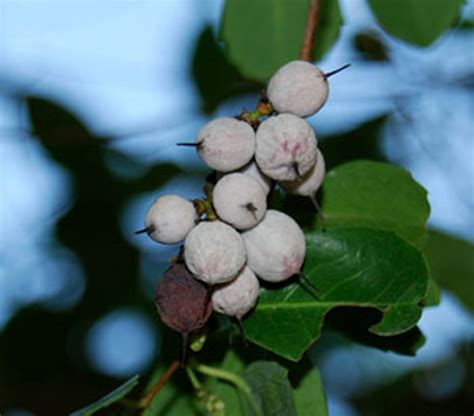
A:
184,221,246,285
213,173,267,230
144,195,197,244
196,117,256,172
212,266,260,319
239,162,272,195
267,60,328,117
255,114,318,181
242,210,306,282
282,148,326,196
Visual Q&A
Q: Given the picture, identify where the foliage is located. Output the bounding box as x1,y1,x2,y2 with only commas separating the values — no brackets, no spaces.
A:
367,0,465,46
220,0,343,81
244,226,429,361
143,337,327,416
219,0,465,81
2,0,469,415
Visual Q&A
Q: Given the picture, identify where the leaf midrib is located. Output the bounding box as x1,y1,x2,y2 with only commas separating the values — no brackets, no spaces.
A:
255,301,420,310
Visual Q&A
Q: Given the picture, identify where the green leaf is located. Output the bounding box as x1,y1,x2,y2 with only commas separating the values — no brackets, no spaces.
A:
241,361,296,416
367,0,464,46
207,349,248,416
243,227,429,361
290,360,327,415
69,375,139,416
425,230,474,311
322,160,430,247
144,338,328,416
220,0,343,81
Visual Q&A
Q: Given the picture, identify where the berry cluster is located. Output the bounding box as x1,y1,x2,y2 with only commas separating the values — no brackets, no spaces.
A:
140,60,343,351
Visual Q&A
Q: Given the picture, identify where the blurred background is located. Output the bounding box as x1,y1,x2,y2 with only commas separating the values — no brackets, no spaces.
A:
0,0,473,415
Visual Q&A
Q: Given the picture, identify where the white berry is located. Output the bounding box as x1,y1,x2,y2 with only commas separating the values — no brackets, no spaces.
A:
255,114,318,181
239,161,272,195
282,148,326,196
144,195,197,244
184,221,246,285
196,117,256,172
267,60,328,117
213,173,267,230
242,210,306,282
212,266,260,319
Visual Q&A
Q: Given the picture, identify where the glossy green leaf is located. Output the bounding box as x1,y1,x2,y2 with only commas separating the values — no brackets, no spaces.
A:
241,361,296,416
367,0,464,46
322,160,430,247
290,360,327,415
243,228,429,361
69,375,139,416
220,0,343,81
425,230,474,310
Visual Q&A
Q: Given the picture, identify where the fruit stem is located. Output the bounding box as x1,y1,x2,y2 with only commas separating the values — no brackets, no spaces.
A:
190,361,263,416
138,359,180,408
186,366,202,390
193,184,218,221
181,333,189,367
300,0,320,61
236,317,248,346
309,194,326,229
238,96,274,128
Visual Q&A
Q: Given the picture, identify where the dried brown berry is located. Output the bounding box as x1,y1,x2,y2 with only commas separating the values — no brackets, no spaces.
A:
155,262,213,362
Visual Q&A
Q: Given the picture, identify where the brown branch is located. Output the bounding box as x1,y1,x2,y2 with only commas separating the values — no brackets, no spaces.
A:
300,0,321,61
139,360,180,409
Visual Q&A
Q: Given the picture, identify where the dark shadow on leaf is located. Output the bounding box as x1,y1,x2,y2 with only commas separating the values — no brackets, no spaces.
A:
324,307,425,356
353,341,474,416
191,26,263,114
319,115,388,170
353,31,389,61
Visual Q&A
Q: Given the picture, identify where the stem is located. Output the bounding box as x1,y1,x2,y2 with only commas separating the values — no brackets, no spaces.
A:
238,96,274,127
300,0,321,61
139,360,180,408
181,333,189,367
235,317,248,346
191,362,263,416
186,367,202,390
309,194,326,229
